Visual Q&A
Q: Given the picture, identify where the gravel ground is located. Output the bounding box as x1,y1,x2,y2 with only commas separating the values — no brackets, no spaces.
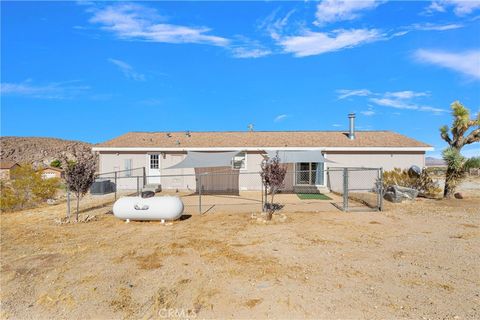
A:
1,180,479,319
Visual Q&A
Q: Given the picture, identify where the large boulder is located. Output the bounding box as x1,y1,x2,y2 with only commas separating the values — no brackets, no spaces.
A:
384,185,419,203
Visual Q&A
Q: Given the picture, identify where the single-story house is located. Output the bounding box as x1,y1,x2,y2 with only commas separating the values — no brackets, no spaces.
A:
92,114,433,191
39,167,64,180
0,161,20,180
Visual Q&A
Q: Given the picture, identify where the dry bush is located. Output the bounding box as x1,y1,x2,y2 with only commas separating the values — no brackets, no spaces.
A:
383,168,441,198
0,164,60,212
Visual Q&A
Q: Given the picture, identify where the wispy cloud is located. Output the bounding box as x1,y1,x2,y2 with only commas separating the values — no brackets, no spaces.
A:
410,22,463,31
385,91,429,99
336,88,446,114
414,49,480,79
370,97,446,114
89,3,229,46
426,0,480,16
108,58,145,81
0,80,90,99
337,89,372,99
279,28,382,57
315,0,382,25
360,108,375,116
230,37,272,58
274,114,288,122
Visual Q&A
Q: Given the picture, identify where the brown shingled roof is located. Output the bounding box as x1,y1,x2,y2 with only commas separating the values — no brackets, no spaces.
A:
95,131,431,148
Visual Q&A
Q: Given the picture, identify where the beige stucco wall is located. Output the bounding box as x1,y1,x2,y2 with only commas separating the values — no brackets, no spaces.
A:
98,150,426,191
324,151,425,170
324,151,425,192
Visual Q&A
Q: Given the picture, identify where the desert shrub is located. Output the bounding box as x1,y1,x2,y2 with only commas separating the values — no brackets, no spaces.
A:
383,168,441,198
50,159,62,168
0,164,60,212
464,157,480,170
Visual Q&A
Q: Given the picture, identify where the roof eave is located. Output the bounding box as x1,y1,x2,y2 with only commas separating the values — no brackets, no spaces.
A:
92,146,434,152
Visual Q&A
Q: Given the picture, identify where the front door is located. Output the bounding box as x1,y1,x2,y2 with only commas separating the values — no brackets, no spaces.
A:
148,154,161,184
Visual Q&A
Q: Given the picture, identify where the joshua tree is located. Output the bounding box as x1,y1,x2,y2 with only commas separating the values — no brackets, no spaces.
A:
260,155,287,220
63,150,97,221
440,101,479,198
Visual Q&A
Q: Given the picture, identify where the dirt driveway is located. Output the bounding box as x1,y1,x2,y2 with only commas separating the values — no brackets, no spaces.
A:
1,194,479,319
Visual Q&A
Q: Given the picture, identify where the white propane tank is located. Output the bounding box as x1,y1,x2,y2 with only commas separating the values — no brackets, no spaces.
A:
113,196,184,221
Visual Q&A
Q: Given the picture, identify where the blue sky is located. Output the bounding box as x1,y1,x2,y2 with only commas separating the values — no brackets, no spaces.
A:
1,0,479,157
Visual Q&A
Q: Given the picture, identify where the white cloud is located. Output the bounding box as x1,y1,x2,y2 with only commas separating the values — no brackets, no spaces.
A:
230,37,272,58
385,91,429,99
337,89,372,100
360,108,375,116
411,23,463,31
427,0,480,16
332,123,342,127
0,80,89,99
279,28,382,57
370,97,447,114
274,114,288,122
89,3,229,46
315,0,381,25
231,47,272,58
414,49,480,79
108,58,145,81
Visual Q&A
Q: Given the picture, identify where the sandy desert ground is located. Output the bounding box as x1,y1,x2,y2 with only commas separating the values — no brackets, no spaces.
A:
1,179,479,319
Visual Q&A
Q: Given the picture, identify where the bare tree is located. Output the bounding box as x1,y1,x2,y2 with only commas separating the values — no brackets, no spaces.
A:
261,155,287,220
440,101,479,198
63,149,97,221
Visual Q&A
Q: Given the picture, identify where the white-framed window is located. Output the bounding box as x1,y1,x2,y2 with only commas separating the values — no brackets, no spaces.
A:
232,151,246,170
150,154,159,169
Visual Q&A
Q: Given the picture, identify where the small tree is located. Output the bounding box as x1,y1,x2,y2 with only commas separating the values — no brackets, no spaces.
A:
50,159,62,168
63,150,97,221
260,155,287,220
440,101,479,198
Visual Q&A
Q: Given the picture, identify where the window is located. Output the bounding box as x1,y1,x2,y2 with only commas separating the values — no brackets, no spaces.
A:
150,155,159,169
295,162,324,185
124,159,133,177
232,152,246,170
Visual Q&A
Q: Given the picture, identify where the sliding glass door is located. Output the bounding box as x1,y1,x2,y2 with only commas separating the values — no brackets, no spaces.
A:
295,162,324,186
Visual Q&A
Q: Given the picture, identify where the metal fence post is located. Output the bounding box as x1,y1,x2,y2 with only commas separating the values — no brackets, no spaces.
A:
137,176,140,196
343,167,348,212
114,171,117,201
142,167,146,187
379,167,384,211
198,174,202,214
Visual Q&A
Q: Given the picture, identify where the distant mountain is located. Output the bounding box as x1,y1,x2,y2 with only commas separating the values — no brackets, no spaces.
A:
0,136,92,168
425,156,447,167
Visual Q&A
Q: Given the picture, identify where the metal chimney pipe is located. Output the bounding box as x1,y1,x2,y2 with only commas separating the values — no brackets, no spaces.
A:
348,113,356,140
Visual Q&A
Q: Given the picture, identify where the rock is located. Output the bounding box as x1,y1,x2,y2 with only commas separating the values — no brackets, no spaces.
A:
384,185,419,203
408,165,422,178
454,192,464,199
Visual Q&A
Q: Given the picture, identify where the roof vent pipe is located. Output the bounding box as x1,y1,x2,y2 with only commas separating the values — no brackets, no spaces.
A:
348,113,356,140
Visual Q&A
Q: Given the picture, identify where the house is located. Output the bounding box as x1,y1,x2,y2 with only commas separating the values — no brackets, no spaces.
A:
39,167,64,179
0,161,20,180
92,114,433,191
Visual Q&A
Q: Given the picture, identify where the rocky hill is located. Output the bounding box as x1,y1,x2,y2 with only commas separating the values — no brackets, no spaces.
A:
0,136,93,167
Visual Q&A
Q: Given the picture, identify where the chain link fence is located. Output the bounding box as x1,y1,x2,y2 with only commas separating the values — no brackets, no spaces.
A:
92,167,383,214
